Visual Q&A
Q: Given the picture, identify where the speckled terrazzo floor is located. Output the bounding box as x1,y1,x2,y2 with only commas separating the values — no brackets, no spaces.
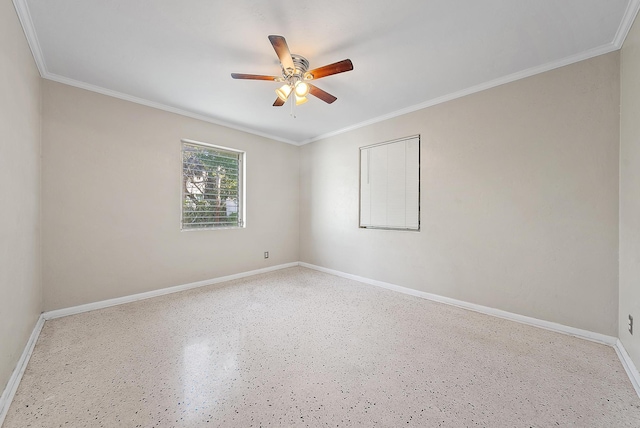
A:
3,267,640,427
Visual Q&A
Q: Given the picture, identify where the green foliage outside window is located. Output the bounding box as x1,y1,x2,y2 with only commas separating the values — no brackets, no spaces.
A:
182,143,241,229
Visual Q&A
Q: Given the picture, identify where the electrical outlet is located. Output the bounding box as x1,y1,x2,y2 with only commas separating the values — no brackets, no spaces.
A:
264,251,269,259
629,315,634,335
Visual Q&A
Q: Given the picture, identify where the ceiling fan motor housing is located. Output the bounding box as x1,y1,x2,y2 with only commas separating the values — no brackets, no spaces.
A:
231,36,351,106
290,55,309,76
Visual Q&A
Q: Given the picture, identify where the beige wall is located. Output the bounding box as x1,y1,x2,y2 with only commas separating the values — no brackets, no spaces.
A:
300,52,620,336
0,1,42,395
3,4,632,391
620,14,640,369
41,81,299,310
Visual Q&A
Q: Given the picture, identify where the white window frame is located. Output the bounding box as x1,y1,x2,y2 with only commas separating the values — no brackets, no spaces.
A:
359,135,420,231
180,139,246,231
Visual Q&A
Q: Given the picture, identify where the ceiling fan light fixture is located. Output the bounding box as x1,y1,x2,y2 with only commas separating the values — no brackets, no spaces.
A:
276,84,292,101
294,81,310,97
233,36,353,108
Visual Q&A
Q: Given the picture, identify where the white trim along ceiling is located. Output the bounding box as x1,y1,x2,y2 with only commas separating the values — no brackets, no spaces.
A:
13,0,640,145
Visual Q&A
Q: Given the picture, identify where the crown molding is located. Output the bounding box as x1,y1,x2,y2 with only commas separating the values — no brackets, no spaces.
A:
12,0,47,76
614,0,640,48
14,0,640,147
11,0,299,146
43,73,299,146
300,42,618,145
298,0,640,145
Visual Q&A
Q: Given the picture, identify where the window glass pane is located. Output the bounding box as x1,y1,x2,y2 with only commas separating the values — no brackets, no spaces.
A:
182,142,243,229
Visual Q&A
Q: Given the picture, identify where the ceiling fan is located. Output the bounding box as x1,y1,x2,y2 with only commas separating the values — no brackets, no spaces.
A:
231,35,353,107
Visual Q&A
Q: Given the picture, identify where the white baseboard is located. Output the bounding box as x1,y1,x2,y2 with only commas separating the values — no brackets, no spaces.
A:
3,260,637,427
615,339,640,398
43,262,299,320
299,262,617,346
1,263,299,425
299,262,640,397
0,314,45,427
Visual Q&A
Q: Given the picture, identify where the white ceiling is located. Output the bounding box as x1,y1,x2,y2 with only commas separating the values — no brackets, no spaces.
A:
16,0,640,144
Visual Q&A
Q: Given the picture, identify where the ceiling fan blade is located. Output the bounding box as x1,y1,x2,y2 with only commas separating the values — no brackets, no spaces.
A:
268,35,295,75
231,73,278,80
273,97,285,106
308,84,337,104
306,59,353,80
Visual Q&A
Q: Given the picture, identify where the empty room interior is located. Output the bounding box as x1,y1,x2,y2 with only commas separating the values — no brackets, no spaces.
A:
3,0,640,426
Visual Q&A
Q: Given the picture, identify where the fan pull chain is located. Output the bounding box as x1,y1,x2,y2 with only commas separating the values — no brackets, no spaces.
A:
290,91,296,118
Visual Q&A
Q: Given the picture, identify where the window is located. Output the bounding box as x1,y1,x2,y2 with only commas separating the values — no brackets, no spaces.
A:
181,140,244,229
360,135,420,231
